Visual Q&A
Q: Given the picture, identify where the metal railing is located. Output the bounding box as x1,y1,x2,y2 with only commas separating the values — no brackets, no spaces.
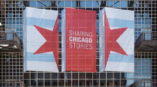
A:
0,81,24,87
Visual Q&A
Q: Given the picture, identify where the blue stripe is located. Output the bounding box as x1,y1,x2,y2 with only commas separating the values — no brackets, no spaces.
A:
26,17,134,30
27,17,56,28
26,52,56,62
108,53,134,63
109,18,134,29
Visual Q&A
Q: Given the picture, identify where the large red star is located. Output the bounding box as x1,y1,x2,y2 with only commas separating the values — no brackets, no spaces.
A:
33,18,59,64
104,14,128,67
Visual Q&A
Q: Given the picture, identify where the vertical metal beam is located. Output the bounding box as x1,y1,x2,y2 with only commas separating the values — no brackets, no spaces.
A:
76,1,80,8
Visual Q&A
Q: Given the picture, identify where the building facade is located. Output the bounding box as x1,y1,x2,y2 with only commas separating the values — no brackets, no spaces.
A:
0,0,157,87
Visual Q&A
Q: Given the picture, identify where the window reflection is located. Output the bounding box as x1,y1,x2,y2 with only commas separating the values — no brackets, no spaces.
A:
80,1,100,8
29,1,51,7
106,0,128,8
57,1,76,8
125,58,152,87
135,12,152,40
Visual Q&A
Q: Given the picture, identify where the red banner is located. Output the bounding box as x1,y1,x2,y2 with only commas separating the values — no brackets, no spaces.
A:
65,8,96,72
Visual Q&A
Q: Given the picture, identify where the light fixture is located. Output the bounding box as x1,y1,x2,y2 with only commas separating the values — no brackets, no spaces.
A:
13,45,17,49
0,44,9,47
0,22,2,26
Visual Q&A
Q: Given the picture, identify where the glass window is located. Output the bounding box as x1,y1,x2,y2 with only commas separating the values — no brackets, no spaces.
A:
80,1,100,8
134,0,140,8
135,58,152,79
57,1,76,8
29,1,51,7
17,0,25,8
128,1,134,7
135,12,152,40
125,58,152,86
106,0,128,8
